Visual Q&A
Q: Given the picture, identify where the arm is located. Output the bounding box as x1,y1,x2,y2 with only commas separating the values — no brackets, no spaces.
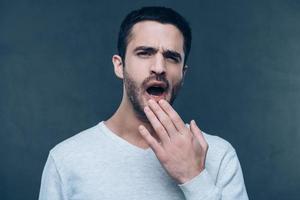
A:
39,153,67,200
179,149,248,200
139,99,248,200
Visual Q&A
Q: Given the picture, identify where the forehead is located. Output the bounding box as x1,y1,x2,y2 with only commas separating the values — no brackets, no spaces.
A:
127,21,184,54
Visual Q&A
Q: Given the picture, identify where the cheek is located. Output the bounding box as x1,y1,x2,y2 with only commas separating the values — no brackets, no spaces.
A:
169,68,184,84
125,61,150,82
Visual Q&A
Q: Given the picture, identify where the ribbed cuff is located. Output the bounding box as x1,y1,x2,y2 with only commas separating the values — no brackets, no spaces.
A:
178,169,217,200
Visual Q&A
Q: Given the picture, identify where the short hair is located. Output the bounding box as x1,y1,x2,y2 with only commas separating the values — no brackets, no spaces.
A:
117,6,192,66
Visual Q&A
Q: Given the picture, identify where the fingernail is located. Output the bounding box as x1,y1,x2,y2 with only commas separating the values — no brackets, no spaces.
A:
148,99,154,104
139,126,147,135
138,125,144,131
159,99,165,105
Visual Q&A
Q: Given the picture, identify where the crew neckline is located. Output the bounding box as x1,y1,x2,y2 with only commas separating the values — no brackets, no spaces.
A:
97,121,152,154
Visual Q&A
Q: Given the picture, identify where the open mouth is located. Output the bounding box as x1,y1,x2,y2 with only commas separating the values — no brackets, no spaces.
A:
145,81,168,98
146,86,165,96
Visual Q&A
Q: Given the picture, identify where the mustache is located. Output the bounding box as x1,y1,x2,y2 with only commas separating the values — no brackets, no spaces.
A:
142,74,170,89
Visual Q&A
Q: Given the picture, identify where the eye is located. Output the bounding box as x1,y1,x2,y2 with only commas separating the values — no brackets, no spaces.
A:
166,56,180,63
137,51,151,57
163,51,182,64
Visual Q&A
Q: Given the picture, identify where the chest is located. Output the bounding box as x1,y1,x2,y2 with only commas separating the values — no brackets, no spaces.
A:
64,152,186,200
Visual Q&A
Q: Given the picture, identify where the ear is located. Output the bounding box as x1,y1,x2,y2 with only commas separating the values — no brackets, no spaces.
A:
181,65,188,82
183,65,188,77
181,65,188,85
112,55,124,79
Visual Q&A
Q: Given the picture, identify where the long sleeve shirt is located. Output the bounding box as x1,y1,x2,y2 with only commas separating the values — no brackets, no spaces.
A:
39,121,248,200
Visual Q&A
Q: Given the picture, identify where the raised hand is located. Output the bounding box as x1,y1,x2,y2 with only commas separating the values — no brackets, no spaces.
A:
138,99,209,184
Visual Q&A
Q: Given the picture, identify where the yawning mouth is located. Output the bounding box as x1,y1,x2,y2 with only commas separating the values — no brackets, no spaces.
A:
145,81,168,97
147,86,165,96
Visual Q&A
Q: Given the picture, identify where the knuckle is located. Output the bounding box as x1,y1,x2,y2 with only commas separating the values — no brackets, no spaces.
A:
169,113,177,121
156,126,165,133
153,105,161,112
182,128,190,135
172,116,181,125
161,116,170,125
174,137,185,147
146,135,154,142
161,102,170,109
159,115,167,122
165,106,172,113
158,153,168,163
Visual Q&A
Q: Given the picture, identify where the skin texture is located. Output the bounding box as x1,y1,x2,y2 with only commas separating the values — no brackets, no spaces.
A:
139,99,208,184
122,65,182,121
116,21,185,113
106,20,208,184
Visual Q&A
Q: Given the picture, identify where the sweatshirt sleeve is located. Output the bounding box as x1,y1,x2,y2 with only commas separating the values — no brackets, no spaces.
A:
39,153,67,200
178,149,248,200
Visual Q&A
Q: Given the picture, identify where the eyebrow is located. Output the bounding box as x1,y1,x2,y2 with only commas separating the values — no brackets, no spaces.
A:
133,46,158,54
163,50,182,62
133,46,182,62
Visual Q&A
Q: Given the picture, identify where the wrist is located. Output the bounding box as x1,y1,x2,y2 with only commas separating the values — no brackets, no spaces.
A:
178,167,205,184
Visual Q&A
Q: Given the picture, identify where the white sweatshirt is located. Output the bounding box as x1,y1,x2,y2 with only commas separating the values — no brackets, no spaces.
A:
39,121,248,200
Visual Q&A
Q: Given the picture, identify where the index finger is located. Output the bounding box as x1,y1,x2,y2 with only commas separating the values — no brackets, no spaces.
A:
158,99,186,132
144,106,171,145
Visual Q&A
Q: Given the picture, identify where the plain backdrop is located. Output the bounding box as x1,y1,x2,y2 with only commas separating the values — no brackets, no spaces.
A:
0,0,299,199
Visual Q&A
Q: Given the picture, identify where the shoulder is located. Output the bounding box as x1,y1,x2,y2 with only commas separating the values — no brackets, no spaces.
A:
201,131,238,170
202,131,235,154
49,123,102,162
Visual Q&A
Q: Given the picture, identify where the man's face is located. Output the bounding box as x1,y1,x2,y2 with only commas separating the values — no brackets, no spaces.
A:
122,21,186,119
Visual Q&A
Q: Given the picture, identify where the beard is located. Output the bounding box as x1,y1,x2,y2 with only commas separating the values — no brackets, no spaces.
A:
123,69,183,121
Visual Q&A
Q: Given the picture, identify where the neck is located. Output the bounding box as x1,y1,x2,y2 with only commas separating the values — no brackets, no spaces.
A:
104,96,157,149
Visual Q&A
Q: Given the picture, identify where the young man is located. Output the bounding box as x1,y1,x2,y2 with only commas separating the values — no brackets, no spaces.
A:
39,6,248,200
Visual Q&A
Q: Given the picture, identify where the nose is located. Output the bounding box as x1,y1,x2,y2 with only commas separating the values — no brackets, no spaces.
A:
150,53,166,75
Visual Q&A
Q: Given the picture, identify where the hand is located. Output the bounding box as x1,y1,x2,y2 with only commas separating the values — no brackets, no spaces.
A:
138,99,208,184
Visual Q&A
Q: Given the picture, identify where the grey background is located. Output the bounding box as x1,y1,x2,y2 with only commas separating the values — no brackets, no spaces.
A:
1,0,299,199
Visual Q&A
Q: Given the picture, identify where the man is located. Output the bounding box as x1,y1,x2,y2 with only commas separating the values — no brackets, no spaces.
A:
39,6,248,200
